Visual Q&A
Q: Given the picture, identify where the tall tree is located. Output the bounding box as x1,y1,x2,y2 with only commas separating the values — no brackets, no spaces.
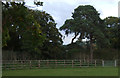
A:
60,5,108,61
2,2,45,59
32,10,63,59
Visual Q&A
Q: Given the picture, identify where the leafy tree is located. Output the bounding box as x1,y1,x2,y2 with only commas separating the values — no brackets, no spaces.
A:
2,2,11,47
60,5,108,61
32,10,63,59
104,16,120,49
2,2,45,59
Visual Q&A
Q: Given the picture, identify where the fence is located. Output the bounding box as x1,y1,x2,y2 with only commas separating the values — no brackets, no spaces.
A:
2,60,118,70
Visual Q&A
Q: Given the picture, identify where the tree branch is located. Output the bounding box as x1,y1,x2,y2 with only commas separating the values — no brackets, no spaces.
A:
71,32,79,44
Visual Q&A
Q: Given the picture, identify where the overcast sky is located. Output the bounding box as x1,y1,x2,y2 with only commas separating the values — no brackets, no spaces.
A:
25,0,119,45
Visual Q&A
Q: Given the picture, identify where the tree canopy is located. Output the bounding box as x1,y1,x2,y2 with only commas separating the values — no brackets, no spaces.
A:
2,2,118,60
60,5,110,61
104,16,120,49
2,2,63,60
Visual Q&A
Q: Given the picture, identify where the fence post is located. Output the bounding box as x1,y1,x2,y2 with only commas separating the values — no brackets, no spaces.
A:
47,60,49,67
14,60,16,70
64,60,65,67
30,60,32,69
46,60,48,67
21,60,23,69
88,60,89,67
12,60,14,69
38,60,40,68
95,60,96,67
102,60,104,67
55,60,57,68
80,60,81,67
115,60,117,67
72,60,74,68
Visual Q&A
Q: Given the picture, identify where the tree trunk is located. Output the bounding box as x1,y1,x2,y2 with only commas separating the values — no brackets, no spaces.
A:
71,32,79,44
90,43,93,63
90,34,93,63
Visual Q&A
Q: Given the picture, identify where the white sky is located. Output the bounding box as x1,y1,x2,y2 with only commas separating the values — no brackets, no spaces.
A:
25,0,119,45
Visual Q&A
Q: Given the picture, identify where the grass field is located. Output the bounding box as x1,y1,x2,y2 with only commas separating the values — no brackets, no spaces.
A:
3,67,118,76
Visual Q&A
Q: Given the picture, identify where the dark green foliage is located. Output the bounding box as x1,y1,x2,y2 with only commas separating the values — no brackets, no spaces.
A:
60,5,108,46
2,2,46,59
2,2,118,60
62,41,90,59
104,16,120,49
32,10,63,59
60,5,110,61
94,48,118,60
2,2,63,60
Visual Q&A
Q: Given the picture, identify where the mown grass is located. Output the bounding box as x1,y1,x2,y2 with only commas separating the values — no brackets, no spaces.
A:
2,67,118,76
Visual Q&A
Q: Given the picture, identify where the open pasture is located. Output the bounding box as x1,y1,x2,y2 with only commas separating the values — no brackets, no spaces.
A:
3,67,118,76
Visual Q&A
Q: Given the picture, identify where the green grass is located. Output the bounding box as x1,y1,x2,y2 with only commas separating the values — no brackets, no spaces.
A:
3,67,118,76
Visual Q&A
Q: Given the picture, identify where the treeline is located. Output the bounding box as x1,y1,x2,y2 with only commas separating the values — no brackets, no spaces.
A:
2,1,120,60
